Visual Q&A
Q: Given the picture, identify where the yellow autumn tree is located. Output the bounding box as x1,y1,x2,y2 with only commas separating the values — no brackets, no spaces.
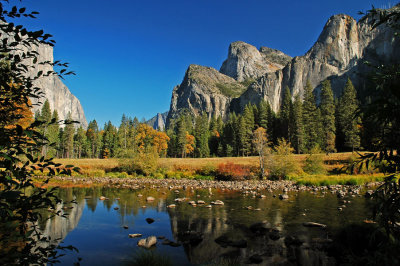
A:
135,123,170,156
1,82,34,129
184,131,195,157
152,131,170,157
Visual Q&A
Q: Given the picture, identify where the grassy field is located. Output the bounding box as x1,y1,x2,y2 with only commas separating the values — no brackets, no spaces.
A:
49,152,388,186
55,152,355,171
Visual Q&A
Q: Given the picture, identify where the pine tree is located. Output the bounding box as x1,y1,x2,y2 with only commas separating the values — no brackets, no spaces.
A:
320,80,336,153
292,95,304,153
302,80,319,152
102,121,117,157
337,78,360,151
176,115,189,158
222,113,238,156
257,100,269,129
280,86,292,141
38,99,52,156
62,112,75,158
118,114,129,149
74,126,87,158
86,120,100,158
194,112,210,158
241,105,255,155
47,110,60,158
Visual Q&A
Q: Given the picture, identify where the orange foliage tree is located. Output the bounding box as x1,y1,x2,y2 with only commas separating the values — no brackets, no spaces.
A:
1,82,34,129
135,123,170,156
184,131,195,157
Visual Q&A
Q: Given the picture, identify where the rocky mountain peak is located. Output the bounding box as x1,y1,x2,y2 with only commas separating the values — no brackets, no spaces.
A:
307,14,360,69
166,6,399,126
220,41,291,82
147,112,168,131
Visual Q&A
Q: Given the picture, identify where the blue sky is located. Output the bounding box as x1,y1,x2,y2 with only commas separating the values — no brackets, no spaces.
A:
14,0,396,126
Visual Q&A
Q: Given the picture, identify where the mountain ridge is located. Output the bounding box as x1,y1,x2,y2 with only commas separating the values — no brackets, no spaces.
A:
166,6,400,125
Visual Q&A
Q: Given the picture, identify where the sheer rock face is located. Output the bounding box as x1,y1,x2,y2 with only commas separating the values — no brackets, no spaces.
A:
240,12,400,112
167,64,246,122
220,41,291,82
167,7,400,122
147,112,168,131
26,43,88,128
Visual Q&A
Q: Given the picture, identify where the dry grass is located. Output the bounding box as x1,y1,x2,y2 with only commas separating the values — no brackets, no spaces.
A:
55,152,355,171
54,158,119,171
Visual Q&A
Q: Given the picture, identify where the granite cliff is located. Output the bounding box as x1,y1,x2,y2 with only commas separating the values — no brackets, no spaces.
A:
3,24,88,128
27,42,88,128
147,111,168,131
167,6,400,123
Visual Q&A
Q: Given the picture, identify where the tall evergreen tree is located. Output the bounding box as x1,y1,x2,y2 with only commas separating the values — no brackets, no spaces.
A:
118,114,129,149
47,110,60,158
74,126,88,158
102,121,118,157
62,112,75,158
292,95,304,153
86,120,100,158
337,78,361,151
320,80,336,153
194,112,210,158
241,105,255,155
280,86,292,141
257,100,269,129
38,99,52,156
302,80,320,152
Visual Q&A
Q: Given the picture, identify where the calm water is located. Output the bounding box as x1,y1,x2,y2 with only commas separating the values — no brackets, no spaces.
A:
42,186,373,265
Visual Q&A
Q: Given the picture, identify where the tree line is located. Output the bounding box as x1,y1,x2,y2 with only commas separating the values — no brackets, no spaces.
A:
35,78,365,159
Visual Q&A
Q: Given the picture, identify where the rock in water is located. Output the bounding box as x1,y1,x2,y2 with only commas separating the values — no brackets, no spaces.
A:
137,236,157,248
146,196,155,202
279,194,289,200
303,222,327,228
146,218,155,224
128,233,142,238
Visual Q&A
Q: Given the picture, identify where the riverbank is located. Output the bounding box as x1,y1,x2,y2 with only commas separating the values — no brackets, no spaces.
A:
36,176,381,198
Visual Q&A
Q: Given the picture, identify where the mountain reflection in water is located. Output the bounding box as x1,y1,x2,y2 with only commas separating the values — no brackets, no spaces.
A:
42,186,372,265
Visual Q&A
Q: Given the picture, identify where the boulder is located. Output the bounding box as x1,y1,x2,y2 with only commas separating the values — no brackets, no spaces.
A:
137,236,157,249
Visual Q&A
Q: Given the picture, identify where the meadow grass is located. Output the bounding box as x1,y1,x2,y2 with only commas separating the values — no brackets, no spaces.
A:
52,152,383,185
290,173,385,186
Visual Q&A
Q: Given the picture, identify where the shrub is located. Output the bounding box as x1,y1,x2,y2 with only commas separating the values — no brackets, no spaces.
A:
117,149,158,176
215,162,252,181
265,139,301,180
195,163,216,176
151,173,164,179
304,145,326,174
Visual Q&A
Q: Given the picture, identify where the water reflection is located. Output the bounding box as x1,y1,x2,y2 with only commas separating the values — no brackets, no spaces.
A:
43,187,372,265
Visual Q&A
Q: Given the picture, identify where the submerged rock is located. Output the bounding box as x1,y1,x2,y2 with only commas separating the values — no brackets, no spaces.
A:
146,218,155,224
303,222,327,228
137,236,157,248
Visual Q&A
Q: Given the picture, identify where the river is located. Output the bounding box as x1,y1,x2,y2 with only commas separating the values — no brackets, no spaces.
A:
42,186,374,265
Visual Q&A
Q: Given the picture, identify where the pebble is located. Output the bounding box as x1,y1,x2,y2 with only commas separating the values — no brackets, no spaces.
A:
129,233,142,238
146,196,155,202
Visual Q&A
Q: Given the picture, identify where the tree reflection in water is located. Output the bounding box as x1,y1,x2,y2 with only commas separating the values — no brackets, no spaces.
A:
40,186,371,265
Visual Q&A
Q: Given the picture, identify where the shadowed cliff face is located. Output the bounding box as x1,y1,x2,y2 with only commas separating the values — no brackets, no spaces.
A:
167,6,400,121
